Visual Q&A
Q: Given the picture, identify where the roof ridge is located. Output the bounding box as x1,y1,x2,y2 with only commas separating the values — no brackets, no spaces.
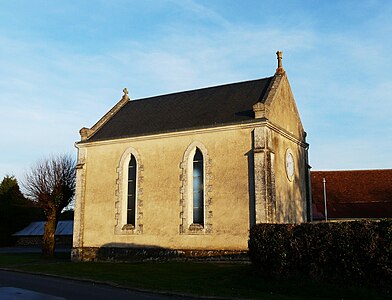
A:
132,76,274,102
81,75,276,143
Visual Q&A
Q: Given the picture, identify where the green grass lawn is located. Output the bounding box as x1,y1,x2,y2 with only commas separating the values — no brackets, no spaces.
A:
0,253,389,300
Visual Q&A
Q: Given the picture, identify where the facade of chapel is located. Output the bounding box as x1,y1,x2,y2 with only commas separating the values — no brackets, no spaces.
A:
72,52,311,261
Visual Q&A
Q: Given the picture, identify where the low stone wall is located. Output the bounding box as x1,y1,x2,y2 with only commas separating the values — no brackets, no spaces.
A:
71,247,248,262
15,236,73,246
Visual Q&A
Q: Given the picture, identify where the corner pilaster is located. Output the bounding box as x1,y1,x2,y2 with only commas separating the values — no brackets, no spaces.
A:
73,146,87,249
253,127,276,223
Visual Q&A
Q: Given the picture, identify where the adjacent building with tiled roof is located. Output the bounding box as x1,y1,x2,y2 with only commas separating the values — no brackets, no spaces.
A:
72,52,311,261
13,221,73,246
311,169,392,220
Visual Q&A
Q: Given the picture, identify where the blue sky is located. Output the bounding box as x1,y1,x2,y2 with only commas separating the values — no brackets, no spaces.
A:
1,0,392,181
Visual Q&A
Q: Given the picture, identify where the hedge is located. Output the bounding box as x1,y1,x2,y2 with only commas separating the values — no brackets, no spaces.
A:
248,220,392,287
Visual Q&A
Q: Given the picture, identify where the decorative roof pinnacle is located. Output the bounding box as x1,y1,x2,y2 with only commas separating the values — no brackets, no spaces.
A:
275,51,285,75
122,88,130,100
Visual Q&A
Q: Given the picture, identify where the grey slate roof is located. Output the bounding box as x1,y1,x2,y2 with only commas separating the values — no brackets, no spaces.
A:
87,77,273,142
13,221,74,236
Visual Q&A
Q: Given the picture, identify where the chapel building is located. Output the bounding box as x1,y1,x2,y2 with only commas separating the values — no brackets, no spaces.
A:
72,52,311,261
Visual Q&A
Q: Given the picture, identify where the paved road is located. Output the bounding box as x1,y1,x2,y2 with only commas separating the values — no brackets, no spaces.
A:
0,270,194,300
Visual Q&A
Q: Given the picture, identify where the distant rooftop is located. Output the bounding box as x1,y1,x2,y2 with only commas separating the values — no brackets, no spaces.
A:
13,221,73,236
311,169,392,220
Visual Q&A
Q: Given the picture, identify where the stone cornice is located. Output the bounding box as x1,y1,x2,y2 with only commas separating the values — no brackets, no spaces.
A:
266,122,309,149
76,119,308,149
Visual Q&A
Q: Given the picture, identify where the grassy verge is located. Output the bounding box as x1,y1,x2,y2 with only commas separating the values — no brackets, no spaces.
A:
0,253,389,300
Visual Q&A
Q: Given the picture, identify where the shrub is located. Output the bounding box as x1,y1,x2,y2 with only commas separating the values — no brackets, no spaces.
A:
249,220,392,287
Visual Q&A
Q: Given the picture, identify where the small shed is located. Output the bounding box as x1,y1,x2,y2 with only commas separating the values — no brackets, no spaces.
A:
13,221,73,246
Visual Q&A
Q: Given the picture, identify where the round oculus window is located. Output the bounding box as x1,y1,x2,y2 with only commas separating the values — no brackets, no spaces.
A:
285,149,294,181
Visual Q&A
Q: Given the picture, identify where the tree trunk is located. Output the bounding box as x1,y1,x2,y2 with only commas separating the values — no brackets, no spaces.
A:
42,211,58,257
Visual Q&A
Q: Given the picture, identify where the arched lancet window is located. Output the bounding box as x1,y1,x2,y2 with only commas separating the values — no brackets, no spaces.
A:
180,141,211,234
127,154,137,226
192,148,204,225
115,146,143,235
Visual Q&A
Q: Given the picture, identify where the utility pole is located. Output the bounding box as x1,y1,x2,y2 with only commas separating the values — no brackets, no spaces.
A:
323,178,328,221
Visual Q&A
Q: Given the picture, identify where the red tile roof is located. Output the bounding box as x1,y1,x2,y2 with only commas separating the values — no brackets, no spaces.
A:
311,170,392,220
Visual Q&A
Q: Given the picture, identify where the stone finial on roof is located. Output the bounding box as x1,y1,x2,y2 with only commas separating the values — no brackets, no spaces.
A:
275,51,285,75
80,127,92,141
122,88,130,100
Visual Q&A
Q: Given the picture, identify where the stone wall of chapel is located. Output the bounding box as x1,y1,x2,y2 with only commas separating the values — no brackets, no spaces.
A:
80,127,255,250
265,74,308,223
271,130,307,223
77,124,307,251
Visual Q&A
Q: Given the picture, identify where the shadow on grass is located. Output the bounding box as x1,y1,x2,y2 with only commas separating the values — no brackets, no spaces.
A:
0,253,390,300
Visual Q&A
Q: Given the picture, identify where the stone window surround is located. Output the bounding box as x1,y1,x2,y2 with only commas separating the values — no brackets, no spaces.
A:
180,141,212,234
115,146,144,235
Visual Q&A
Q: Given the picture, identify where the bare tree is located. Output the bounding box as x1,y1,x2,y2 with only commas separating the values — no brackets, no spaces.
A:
24,154,76,256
